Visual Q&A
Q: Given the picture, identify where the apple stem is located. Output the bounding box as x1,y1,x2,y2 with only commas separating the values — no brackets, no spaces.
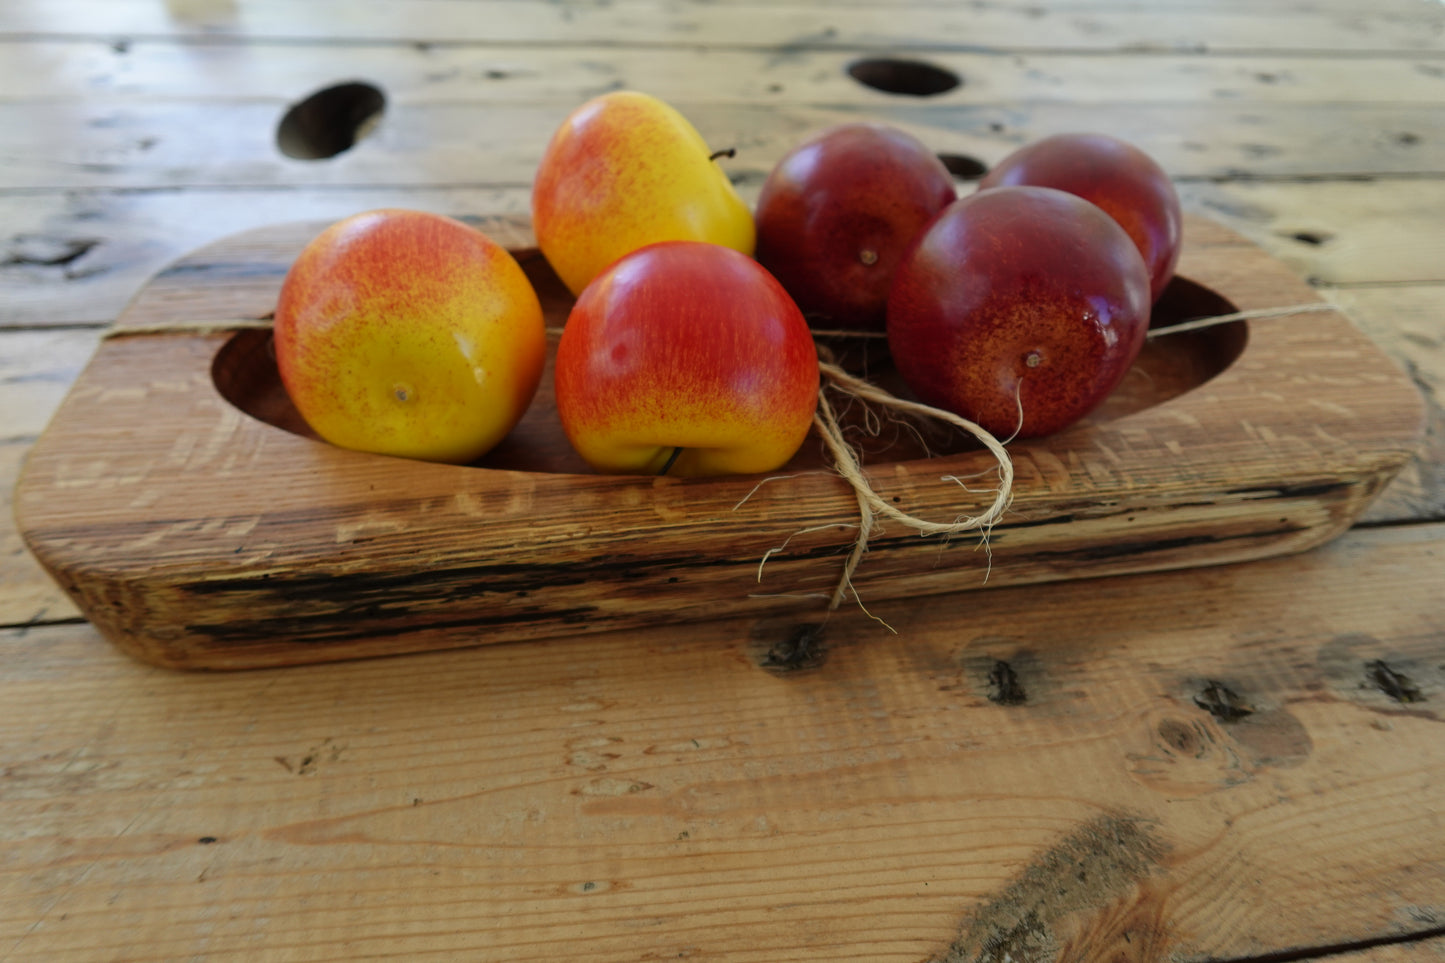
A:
659,446,684,476
709,148,736,162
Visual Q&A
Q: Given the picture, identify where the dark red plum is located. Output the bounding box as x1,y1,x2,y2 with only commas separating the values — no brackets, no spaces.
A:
978,133,1181,302
886,186,1152,439
754,123,957,330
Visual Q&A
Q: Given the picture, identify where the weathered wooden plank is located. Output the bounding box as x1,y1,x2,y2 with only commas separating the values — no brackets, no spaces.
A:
6,40,1445,108
0,442,80,627
0,100,1439,192
1,522,1442,960
3,0,1442,53
0,186,533,327
1333,940,1445,963
7,176,1445,331
1329,285,1445,526
1179,180,1445,286
0,329,95,627
0,328,91,445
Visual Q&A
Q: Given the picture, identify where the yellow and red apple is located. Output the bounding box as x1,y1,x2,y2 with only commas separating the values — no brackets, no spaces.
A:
554,241,819,477
274,209,546,464
531,90,755,296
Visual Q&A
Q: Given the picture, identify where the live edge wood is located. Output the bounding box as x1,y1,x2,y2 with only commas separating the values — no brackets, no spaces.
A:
13,215,1425,670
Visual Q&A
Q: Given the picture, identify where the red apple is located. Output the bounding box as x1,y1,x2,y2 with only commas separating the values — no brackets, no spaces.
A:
887,186,1152,439
554,241,819,477
754,122,957,330
978,133,1181,301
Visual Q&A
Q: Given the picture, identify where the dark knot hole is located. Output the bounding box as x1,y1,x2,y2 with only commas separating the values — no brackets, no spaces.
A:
847,58,961,97
277,81,387,160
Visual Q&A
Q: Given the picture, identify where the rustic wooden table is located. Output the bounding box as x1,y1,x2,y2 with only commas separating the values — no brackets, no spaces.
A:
3,2,1444,961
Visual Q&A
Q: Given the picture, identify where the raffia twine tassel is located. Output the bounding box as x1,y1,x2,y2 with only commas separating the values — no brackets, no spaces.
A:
811,359,1015,614
800,300,1337,617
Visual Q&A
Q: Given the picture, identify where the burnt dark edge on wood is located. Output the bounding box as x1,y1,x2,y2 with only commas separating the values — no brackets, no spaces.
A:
186,605,603,647
1224,481,1354,500
1217,925,1445,963
1024,526,1310,562
160,518,1332,649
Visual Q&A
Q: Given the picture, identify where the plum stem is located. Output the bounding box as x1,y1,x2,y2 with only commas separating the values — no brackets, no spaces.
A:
659,446,684,476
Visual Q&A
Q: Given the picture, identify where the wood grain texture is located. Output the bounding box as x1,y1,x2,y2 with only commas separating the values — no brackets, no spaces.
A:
1333,940,1445,963
2,100,1440,192
3,25,1442,329
1179,181,1445,288
0,444,79,627
1334,285,1445,526
3,0,1444,960
4,0,1441,53
0,328,93,444
0,188,534,327
2,522,1442,961
0,329,97,627
9,182,1445,332
10,41,1445,107
12,214,1425,669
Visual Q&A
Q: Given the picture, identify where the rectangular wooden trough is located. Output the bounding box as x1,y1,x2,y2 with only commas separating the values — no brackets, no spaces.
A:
13,214,1426,669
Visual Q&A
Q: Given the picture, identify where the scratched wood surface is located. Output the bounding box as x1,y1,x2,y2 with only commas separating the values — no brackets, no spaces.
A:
3,0,1444,959
1,524,1443,961
3,0,1441,51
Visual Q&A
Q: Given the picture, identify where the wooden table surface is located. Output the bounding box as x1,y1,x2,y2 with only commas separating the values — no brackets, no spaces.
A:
3,2,1444,961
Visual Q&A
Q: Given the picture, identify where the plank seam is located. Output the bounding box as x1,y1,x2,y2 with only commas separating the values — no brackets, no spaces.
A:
3,32,1445,59
1217,925,1445,963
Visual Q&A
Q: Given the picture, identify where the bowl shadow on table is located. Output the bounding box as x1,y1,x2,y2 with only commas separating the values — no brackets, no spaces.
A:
211,254,1247,475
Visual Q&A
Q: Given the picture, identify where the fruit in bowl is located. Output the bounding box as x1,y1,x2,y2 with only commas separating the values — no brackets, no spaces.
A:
754,122,957,330
887,185,1152,439
532,90,755,296
978,132,1182,302
274,209,547,464
554,241,819,477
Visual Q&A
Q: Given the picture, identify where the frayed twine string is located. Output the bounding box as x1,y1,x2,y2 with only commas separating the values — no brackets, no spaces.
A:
776,300,1338,621
1143,302,1335,337
806,356,1015,623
